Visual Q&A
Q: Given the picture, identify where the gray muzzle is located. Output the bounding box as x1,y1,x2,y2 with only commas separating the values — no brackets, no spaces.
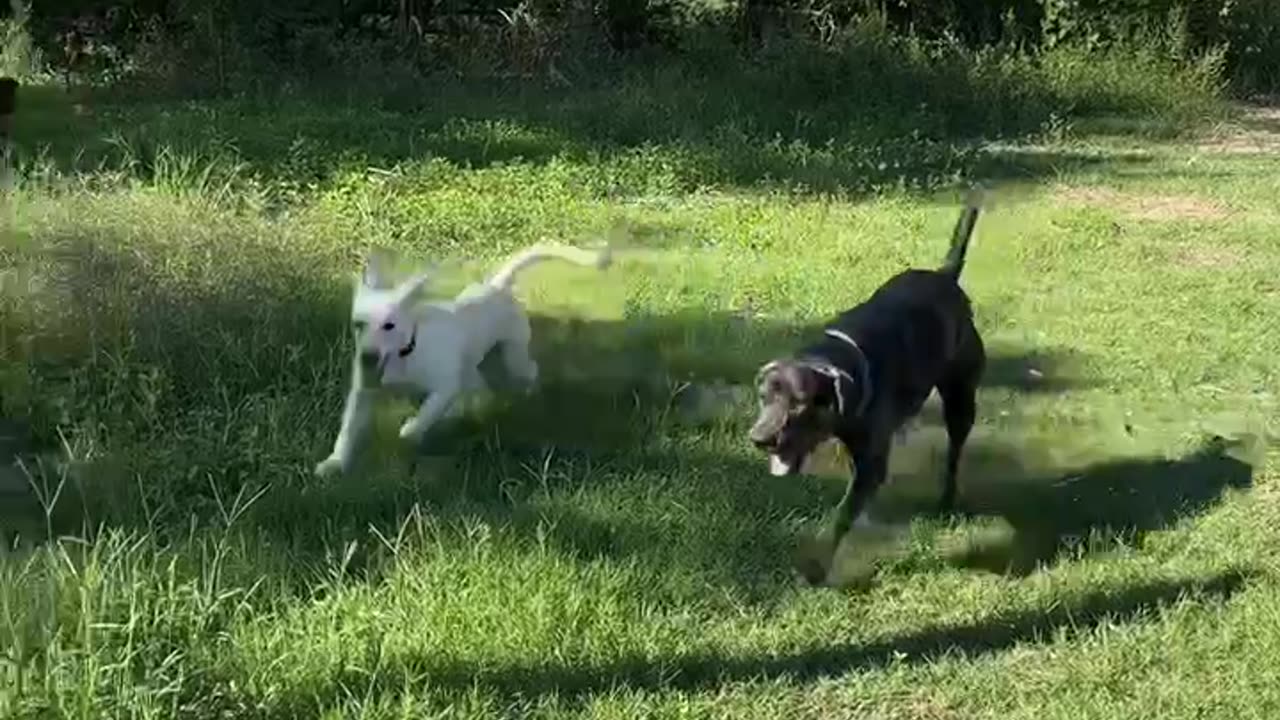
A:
749,406,787,448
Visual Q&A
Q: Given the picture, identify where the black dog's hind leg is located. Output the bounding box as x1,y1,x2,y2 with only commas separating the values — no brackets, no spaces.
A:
935,326,985,514
936,377,978,513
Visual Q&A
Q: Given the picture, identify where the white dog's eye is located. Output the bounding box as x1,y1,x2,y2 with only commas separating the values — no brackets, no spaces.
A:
352,321,366,332
381,321,395,331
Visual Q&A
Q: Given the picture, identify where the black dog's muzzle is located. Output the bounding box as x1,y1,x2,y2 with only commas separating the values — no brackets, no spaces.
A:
749,406,787,450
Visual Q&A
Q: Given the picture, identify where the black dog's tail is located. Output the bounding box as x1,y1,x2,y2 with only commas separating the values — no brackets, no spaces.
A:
940,185,984,279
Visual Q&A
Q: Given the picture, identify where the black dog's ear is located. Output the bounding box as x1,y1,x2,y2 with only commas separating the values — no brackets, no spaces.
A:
806,365,857,415
757,361,820,405
788,364,822,404
754,360,782,389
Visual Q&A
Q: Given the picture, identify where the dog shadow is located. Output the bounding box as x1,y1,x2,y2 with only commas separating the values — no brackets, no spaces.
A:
965,434,1257,576
859,431,1260,577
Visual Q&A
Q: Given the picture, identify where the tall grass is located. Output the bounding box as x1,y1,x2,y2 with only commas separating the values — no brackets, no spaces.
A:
0,1,38,79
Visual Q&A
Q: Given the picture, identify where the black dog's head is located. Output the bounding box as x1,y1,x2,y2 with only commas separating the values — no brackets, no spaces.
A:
748,359,843,476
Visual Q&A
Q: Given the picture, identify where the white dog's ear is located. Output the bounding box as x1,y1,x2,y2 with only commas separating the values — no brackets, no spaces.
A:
392,272,431,306
361,249,397,289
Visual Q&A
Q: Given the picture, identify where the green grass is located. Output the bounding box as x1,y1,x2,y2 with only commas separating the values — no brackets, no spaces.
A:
1,54,1279,718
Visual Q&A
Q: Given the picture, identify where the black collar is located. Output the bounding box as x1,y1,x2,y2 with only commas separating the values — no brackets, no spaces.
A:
397,324,417,358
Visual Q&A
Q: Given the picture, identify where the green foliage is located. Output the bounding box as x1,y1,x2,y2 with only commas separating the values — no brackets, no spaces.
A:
12,0,1280,94
0,0,39,78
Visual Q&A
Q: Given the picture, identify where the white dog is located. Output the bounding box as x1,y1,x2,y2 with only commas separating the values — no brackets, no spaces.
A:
315,241,613,478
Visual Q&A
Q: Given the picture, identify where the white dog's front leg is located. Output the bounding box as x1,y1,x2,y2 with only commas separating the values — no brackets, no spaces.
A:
399,384,460,443
316,386,375,477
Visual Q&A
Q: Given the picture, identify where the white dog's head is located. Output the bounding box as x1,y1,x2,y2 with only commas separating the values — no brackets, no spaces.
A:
350,252,430,374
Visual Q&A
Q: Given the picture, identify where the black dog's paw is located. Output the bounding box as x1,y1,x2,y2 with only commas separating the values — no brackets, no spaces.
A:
931,505,966,522
792,533,836,587
796,555,831,587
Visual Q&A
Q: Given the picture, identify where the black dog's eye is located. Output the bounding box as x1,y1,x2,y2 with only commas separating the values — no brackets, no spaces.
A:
381,321,395,331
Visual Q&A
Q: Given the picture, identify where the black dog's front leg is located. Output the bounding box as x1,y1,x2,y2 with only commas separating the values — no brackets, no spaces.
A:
801,440,889,586
832,442,889,542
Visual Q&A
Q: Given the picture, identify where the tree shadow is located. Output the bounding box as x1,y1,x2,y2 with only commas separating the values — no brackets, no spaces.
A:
525,309,1097,392
1236,103,1280,135
16,51,1163,200
1,232,1243,607
247,568,1251,715
365,309,1256,592
222,308,1109,599
0,263,1101,560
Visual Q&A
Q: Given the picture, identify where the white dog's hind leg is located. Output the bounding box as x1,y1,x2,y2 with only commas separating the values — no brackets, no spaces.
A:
499,313,539,391
442,365,490,420
399,382,461,443
505,345,538,392
463,364,490,393
316,387,375,477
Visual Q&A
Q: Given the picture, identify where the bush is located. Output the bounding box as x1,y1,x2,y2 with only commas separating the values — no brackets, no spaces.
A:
5,0,1273,111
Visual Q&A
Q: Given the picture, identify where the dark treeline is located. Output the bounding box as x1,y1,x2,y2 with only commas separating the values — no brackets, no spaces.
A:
8,0,1279,94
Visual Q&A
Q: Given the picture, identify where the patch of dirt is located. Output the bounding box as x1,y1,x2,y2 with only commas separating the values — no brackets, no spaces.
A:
1055,188,1247,267
1197,102,1280,155
1173,245,1247,270
1056,186,1231,222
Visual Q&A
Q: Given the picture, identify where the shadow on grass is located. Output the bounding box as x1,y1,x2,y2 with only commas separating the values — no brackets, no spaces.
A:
16,58,1164,199
0,286,1142,598
226,307,1254,600
1237,104,1280,135
523,310,1098,395
0,233,1254,602
946,433,1258,577
180,306,1097,600
251,568,1250,713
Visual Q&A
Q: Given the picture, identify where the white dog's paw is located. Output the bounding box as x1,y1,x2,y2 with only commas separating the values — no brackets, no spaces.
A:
314,455,347,478
398,419,427,442
516,365,538,394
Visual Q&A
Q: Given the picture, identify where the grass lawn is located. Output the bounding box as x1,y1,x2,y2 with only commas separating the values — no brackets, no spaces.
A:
0,71,1278,719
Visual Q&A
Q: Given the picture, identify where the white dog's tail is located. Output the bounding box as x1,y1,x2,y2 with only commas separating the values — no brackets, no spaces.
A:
486,241,613,291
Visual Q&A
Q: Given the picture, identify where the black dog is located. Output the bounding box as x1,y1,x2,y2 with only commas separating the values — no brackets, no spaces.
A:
749,190,986,584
